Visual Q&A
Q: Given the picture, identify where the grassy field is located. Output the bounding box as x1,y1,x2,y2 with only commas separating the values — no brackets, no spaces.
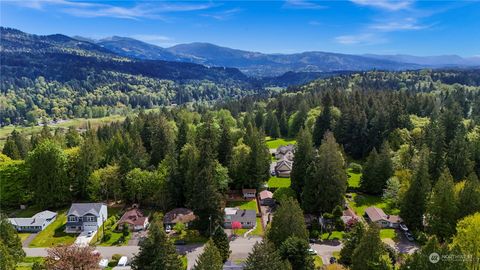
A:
0,115,127,148
249,218,264,236
226,200,258,213
16,257,45,270
347,169,361,188
29,213,77,247
268,176,291,188
171,230,208,244
181,255,187,270
321,231,345,240
349,193,399,217
98,231,132,247
380,229,397,240
314,255,323,268
265,137,296,149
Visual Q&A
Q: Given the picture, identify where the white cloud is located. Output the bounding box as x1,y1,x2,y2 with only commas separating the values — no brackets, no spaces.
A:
350,0,413,11
284,0,327,10
335,33,386,45
370,18,433,31
201,8,243,20
6,0,215,20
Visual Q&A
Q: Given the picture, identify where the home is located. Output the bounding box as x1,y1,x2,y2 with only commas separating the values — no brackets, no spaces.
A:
224,208,256,229
242,189,257,200
275,145,295,161
65,203,108,233
259,190,275,206
8,210,57,233
117,208,149,231
163,208,197,229
364,207,402,228
275,159,293,178
341,208,359,229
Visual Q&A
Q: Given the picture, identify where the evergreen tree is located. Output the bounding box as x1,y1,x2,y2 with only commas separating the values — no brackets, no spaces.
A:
339,222,366,266
73,130,100,199
360,142,393,195
400,149,431,230
313,95,333,147
131,219,183,270
290,128,314,199
2,137,20,160
267,197,308,247
193,239,223,270
176,119,189,154
150,114,175,166
0,214,25,269
289,101,308,138
279,111,289,138
244,240,290,270
457,172,480,219
451,213,480,270
447,127,473,181
212,228,231,263
218,118,233,167
26,140,70,207
426,169,457,241
352,226,392,270
425,119,446,181
229,143,251,189
270,114,281,139
279,236,314,270
302,132,346,214
65,126,82,148
179,143,199,206
244,124,270,188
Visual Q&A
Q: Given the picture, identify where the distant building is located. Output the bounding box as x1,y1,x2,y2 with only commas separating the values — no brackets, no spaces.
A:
364,207,402,228
65,203,107,233
275,145,295,161
258,190,275,206
8,210,57,233
117,208,149,231
275,159,293,178
224,208,256,229
163,208,197,229
242,189,257,199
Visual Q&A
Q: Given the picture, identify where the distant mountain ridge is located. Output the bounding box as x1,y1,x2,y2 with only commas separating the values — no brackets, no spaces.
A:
85,35,480,77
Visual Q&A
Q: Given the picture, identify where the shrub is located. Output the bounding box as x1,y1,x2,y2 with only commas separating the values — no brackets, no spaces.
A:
273,187,296,202
103,232,111,242
122,224,130,237
309,230,319,239
349,163,362,174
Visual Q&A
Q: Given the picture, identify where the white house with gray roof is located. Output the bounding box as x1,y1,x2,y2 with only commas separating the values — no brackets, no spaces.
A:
65,203,107,233
224,207,256,229
8,210,57,232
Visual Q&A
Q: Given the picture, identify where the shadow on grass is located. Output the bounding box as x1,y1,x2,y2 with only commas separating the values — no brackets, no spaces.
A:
53,224,69,238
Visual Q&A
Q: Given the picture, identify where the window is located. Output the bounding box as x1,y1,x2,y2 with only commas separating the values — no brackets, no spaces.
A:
68,216,77,222
84,216,96,222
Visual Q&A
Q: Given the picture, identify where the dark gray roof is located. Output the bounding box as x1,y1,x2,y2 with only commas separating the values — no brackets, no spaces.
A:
67,203,105,217
225,208,256,223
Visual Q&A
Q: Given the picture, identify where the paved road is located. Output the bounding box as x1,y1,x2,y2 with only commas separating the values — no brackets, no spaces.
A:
229,236,261,260
22,233,37,247
311,241,344,265
24,246,141,259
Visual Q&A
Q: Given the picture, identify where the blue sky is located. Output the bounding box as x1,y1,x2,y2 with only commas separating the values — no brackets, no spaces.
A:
1,0,479,56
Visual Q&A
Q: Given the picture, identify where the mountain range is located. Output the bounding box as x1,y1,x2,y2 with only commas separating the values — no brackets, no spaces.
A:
88,36,480,77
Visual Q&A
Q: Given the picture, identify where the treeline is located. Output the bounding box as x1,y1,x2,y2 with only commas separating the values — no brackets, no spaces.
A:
1,108,271,234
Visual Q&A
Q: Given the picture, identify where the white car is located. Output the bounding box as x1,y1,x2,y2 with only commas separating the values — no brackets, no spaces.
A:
117,256,128,267
399,223,409,232
307,248,317,255
86,231,94,237
165,225,171,233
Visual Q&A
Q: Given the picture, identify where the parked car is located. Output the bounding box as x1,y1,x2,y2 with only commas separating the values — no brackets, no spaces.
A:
404,232,414,242
165,225,171,233
330,257,337,264
307,248,317,255
309,238,317,244
86,231,94,237
117,256,128,267
98,259,108,269
399,223,409,232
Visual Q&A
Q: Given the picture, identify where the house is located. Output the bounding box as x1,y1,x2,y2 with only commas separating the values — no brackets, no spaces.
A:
259,190,275,206
275,159,293,177
364,207,402,228
341,208,359,229
65,203,108,233
275,145,295,161
8,210,57,232
163,208,196,229
242,189,257,199
224,208,256,229
117,208,149,231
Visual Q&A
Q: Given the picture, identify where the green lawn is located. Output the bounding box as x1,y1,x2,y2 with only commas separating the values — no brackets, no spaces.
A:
226,200,258,213
265,137,296,149
16,257,45,270
349,193,399,217
98,231,132,246
108,206,124,218
380,229,397,240
268,176,291,188
171,230,208,244
347,169,361,188
29,213,77,247
250,218,264,236
314,255,323,268
321,231,345,240
181,255,187,270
